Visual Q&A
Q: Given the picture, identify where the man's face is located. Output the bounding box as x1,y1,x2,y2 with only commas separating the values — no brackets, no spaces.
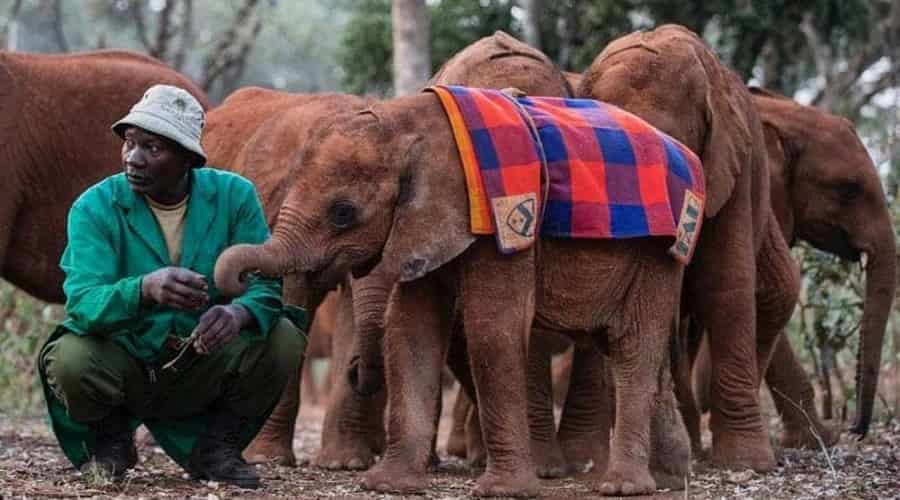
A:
121,126,193,203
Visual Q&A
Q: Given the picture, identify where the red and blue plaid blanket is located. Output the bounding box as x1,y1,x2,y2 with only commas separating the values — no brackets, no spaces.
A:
428,85,705,263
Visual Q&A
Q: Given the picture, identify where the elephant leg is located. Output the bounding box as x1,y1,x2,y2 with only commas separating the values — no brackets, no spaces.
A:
766,336,840,449
672,318,703,456
551,345,574,408
443,331,487,469
649,330,693,491
446,388,472,458
243,365,300,466
362,277,451,494
459,243,539,497
557,344,612,477
602,327,668,495
754,217,800,383
316,285,385,470
528,328,568,478
754,217,838,448
691,332,712,415
688,199,774,473
600,256,688,496
465,401,486,468
300,356,319,405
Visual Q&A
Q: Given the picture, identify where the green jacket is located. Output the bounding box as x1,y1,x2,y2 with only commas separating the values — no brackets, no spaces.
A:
40,167,305,469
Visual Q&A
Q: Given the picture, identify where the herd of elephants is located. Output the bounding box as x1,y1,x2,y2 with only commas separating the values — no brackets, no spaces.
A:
1,23,896,497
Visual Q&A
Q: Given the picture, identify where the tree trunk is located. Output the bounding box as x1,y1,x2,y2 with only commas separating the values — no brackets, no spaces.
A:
391,0,431,96
48,0,68,52
2,0,24,50
520,0,541,49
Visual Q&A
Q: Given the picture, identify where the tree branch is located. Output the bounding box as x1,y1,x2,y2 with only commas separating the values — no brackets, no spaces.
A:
848,64,900,119
48,0,69,52
201,0,262,91
172,0,194,71
1,0,24,50
151,0,177,61
809,0,900,110
131,0,152,52
800,12,833,107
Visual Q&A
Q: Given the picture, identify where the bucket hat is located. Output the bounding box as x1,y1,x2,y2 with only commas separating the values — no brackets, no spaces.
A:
112,84,207,165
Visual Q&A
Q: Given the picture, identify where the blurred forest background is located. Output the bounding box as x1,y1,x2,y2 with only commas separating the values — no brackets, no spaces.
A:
0,0,898,427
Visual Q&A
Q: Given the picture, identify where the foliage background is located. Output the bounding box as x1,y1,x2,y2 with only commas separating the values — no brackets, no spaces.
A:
0,0,897,421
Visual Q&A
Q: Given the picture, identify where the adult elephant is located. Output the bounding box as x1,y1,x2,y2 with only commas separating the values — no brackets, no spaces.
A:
0,50,207,303
202,88,369,466
692,87,897,446
577,25,786,472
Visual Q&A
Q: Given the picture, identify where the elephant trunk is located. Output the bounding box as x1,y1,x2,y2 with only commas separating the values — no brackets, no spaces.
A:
347,268,394,397
850,219,897,437
214,235,297,297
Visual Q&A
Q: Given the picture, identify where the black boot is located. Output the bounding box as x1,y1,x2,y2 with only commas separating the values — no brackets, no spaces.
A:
81,411,138,480
188,409,260,489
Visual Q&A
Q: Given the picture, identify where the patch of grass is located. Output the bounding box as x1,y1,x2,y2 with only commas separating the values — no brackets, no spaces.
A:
0,280,62,415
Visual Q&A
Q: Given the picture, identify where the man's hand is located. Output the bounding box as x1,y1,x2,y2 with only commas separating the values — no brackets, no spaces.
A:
141,267,208,311
192,304,252,354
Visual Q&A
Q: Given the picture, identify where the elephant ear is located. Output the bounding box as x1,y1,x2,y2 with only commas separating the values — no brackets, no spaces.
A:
697,49,755,218
378,132,476,282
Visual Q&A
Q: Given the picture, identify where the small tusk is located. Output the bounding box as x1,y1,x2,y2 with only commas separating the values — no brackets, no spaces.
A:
860,252,868,271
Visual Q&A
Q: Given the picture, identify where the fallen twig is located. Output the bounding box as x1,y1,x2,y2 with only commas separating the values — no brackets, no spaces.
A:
771,386,838,479
21,486,108,497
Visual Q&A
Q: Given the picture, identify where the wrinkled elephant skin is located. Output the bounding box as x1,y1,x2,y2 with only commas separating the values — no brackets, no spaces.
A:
213,88,694,497
0,50,207,304
578,25,779,472
203,89,369,466
689,88,896,448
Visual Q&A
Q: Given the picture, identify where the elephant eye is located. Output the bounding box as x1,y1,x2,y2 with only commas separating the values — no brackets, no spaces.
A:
328,201,357,230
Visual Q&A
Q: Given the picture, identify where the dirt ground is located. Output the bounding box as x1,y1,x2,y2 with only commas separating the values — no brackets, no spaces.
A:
2,389,899,499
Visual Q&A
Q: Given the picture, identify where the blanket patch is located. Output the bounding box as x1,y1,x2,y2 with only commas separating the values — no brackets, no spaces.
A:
492,192,538,252
428,85,706,264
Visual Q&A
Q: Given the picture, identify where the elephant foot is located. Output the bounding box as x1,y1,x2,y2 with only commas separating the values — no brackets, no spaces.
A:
651,470,687,491
446,425,467,458
467,449,486,469
242,429,296,467
649,407,691,490
710,429,775,472
781,420,840,450
532,439,568,478
649,445,690,491
467,432,487,469
473,469,540,498
560,434,608,476
314,437,376,470
362,461,427,494
598,465,656,496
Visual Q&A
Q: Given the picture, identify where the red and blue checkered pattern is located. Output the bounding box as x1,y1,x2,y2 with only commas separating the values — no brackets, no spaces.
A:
430,85,705,259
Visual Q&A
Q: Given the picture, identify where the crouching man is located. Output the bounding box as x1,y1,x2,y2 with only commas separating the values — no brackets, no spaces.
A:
38,84,306,489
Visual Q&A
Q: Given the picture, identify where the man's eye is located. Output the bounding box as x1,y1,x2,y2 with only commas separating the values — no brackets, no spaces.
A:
124,139,135,149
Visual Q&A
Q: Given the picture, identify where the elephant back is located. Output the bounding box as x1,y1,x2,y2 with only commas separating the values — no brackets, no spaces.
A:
205,91,368,226
578,24,766,219
429,30,571,98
